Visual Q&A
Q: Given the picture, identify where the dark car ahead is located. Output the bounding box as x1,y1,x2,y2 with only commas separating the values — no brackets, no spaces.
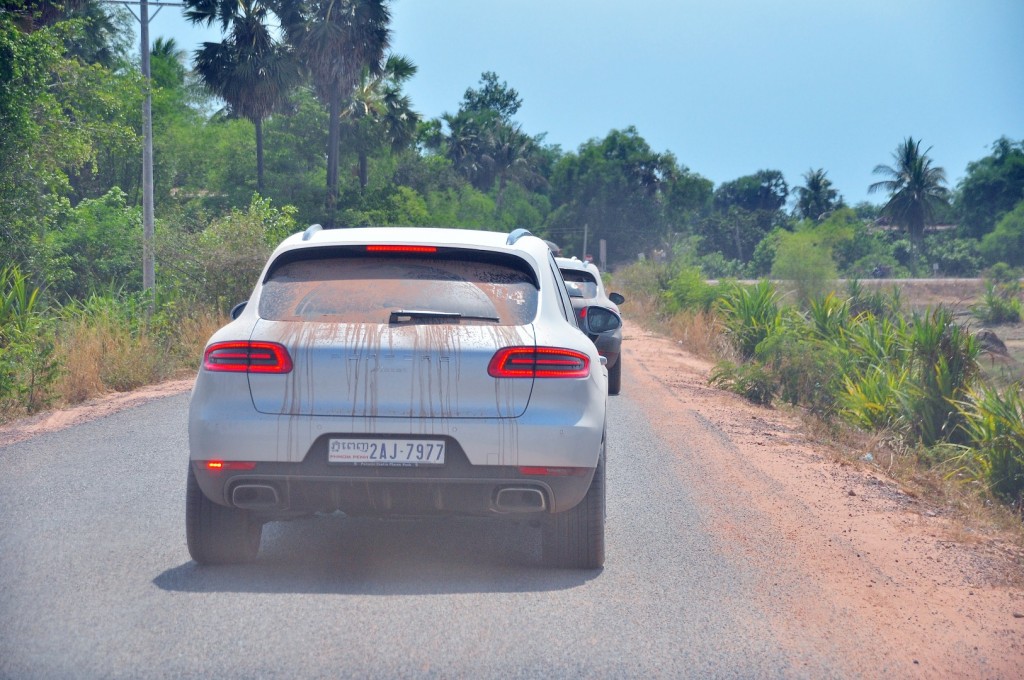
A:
556,257,625,394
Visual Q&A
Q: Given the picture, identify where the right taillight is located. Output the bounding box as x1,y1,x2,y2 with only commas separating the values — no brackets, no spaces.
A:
488,347,590,378
203,341,293,374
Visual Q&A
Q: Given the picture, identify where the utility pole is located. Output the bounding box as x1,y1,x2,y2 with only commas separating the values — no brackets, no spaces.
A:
105,1,183,295
140,0,154,291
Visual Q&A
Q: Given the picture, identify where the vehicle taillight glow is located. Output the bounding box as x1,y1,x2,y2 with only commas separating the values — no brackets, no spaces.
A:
203,341,293,373
204,461,257,471
366,245,438,253
488,347,590,378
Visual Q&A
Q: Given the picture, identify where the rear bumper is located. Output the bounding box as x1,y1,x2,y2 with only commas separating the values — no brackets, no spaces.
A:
191,439,595,516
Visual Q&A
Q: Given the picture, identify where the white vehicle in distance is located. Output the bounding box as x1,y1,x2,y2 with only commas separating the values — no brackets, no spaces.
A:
556,257,626,395
187,226,608,569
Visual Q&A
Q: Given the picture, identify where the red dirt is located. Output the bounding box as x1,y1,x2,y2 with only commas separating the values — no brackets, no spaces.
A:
624,322,1024,677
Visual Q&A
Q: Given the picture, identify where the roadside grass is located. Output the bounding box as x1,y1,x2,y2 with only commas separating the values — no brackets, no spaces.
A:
612,262,1024,547
53,296,221,405
0,290,222,423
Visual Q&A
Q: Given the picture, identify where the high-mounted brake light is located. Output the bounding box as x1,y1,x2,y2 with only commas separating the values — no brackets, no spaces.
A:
203,341,293,374
366,245,438,253
488,347,590,378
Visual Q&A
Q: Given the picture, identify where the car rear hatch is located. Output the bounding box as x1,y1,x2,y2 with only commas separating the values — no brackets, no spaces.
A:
246,246,540,419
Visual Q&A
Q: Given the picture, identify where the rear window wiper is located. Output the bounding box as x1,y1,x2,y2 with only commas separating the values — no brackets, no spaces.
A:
388,310,500,324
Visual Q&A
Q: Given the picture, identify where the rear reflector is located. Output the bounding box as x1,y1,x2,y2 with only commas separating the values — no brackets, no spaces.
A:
203,341,293,374
488,347,590,378
366,245,437,253
519,466,589,476
204,461,257,471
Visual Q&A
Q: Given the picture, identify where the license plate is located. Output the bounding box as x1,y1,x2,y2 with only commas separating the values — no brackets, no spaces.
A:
328,438,446,466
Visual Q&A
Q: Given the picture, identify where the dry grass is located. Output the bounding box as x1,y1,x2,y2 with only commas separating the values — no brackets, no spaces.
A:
620,288,729,361
662,310,730,360
52,308,223,407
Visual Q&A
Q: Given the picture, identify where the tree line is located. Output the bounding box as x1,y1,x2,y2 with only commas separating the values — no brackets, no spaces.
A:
2,0,1024,307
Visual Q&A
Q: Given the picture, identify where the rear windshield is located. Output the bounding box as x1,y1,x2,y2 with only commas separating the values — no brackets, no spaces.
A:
560,268,599,298
259,256,538,325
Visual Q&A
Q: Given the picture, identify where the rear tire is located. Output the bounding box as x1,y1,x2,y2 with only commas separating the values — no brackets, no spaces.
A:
608,355,622,395
542,445,606,569
186,465,262,565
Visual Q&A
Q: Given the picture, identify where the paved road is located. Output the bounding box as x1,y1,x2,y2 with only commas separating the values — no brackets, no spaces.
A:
1,391,843,678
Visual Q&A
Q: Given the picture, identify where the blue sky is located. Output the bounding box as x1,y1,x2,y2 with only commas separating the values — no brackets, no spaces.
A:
149,0,1023,206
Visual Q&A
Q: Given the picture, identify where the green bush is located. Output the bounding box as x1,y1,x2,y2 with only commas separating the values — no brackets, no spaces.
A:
920,233,983,277
957,384,1024,503
972,281,1022,324
983,262,1022,285
770,229,838,305
906,308,980,446
0,265,57,415
846,279,903,320
167,194,297,313
758,330,844,416
716,280,781,359
709,360,777,406
979,200,1024,267
49,187,142,300
664,265,719,313
840,365,910,432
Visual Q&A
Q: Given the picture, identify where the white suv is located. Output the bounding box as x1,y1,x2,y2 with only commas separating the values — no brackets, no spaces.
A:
187,227,608,568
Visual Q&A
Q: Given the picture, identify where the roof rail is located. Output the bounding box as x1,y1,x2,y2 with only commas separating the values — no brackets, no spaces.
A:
302,224,323,241
506,228,533,245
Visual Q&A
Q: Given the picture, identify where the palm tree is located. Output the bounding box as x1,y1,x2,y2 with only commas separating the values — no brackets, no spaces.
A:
186,0,298,193
341,53,419,190
150,37,187,89
441,109,494,190
794,168,840,221
278,0,391,224
488,122,541,211
869,137,950,258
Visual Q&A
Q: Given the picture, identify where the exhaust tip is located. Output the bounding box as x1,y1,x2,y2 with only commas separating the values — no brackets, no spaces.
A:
232,484,281,509
494,487,547,513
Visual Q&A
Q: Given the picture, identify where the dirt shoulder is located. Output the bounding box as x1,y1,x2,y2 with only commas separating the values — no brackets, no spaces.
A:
624,321,1024,677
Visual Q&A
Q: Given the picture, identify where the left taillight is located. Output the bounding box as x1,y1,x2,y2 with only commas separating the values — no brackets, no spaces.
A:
203,341,293,374
488,346,590,378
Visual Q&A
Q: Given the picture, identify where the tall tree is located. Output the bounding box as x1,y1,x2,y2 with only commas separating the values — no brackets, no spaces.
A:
488,121,541,211
705,170,789,262
278,0,391,225
869,137,950,256
548,127,677,262
2,0,132,67
341,53,419,190
460,70,521,123
150,37,186,89
186,0,298,194
955,137,1024,239
794,168,842,221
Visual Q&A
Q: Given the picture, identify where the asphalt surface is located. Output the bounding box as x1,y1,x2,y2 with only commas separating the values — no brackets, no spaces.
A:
1,391,838,678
